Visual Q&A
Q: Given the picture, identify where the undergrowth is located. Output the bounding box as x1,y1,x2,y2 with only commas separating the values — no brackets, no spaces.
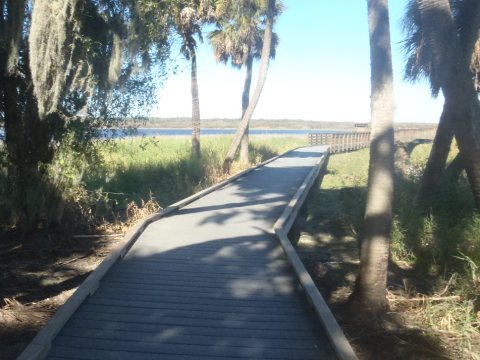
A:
310,146,480,358
0,135,306,233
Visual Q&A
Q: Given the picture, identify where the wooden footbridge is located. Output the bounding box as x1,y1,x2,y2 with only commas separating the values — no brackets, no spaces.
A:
19,146,357,360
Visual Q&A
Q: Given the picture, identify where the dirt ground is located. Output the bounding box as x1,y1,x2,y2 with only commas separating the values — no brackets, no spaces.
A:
0,231,124,359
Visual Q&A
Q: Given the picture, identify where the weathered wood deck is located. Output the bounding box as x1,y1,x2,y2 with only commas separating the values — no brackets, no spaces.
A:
21,146,356,360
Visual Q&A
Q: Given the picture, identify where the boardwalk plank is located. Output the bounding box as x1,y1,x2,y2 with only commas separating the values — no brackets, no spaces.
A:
63,318,321,340
77,303,312,322
51,337,328,359
84,297,308,315
93,285,300,302
99,276,296,292
69,311,318,331
59,327,323,349
87,291,304,309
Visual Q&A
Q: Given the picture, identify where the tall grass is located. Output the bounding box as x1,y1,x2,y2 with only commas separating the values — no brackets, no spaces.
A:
0,135,306,231
84,136,306,210
37,135,303,228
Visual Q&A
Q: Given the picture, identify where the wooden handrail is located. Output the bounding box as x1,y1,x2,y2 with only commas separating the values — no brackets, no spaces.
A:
308,127,436,153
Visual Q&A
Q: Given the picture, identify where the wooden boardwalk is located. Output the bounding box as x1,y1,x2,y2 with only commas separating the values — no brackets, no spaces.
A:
23,146,352,360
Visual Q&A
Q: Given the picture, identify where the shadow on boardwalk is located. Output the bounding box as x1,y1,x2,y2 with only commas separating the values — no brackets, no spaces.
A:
50,235,335,359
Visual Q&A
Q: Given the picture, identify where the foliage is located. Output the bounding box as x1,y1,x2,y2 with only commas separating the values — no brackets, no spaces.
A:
402,0,480,96
83,135,306,211
0,135,305,231
208,0,280,69
140,0,221,157
309,146,480,355
222,0,280,171
0,0,171,229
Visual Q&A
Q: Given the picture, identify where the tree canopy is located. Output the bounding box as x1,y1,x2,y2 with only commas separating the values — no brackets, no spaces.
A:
0,0,171,227
402,0,480,97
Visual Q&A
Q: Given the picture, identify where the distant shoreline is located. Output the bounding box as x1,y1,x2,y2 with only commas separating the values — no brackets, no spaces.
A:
132,118,355,130
111,128,343,139
127,118,435,130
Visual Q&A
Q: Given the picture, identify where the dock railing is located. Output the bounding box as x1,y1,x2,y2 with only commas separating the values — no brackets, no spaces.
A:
308,127,437,153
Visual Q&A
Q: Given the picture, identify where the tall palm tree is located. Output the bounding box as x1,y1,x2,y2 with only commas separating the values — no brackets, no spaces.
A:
222,0,282,172
402,0,480,206
411,0,480,207
209,3,279,163
170,0,216,157
350,0,395,315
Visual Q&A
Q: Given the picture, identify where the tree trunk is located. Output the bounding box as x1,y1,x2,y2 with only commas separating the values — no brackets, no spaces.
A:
351,0,395,315
1,0,58,228
239,55,254,164
415,103,453,207
448,94,480,208
222,0,275,173
191,49,201,157
443,152,464,186
1,0,28,218
417,0,480,207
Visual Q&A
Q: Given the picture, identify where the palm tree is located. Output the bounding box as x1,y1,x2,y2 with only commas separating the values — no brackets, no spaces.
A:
350,0,395,315
222,0,282,172
411,0,480,207
402,0,480,206
209,2,279,163
170,1,216,157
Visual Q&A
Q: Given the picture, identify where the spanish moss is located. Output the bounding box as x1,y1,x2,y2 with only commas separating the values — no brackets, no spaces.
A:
29,0,79,118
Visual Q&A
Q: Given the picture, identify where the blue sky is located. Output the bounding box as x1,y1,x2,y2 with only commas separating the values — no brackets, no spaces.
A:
153,0,444,123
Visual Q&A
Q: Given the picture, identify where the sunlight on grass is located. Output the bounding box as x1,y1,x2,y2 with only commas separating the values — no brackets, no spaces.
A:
302,144,480,358
85,136,307,209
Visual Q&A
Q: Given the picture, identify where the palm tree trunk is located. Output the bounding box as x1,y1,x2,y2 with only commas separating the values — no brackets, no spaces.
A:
222,0,275,173
448,93,480,207
240,55,254,163
417,0,480,207
191,50,201,157
415,103,453,207
351,0,395,315
443,152,464,186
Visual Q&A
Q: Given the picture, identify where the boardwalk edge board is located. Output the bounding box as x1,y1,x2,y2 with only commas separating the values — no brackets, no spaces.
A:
17,148,298,360
273,148,359,360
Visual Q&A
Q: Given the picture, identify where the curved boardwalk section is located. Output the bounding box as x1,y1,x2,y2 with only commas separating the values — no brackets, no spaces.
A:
39,146,337,359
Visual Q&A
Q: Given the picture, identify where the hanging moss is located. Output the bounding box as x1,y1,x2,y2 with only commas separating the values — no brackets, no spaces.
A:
108,33,123,84
28,0,132,119
29,0,76,118
3,0,26,76
472,40,480,91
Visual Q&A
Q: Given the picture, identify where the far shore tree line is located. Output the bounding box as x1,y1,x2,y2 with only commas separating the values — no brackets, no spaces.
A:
1,0,479,320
